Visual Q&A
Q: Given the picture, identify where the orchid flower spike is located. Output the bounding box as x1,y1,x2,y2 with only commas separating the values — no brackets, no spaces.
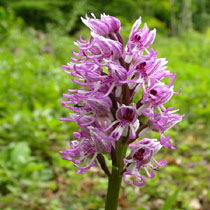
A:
60,13,184,188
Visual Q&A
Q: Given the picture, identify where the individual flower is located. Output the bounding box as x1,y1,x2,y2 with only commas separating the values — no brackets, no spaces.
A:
81,13,121,36
141,81,174,108
126,16,156,53
107,105,139,141
142,107,185,149
61,91,112,115
60,138,97,174
60,126,112,174
127,48,173,87
73,32,123,61
123,138,166,186
145,107,185,133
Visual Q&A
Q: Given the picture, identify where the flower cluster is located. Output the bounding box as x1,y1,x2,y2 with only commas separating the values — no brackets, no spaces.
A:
60,13,184,186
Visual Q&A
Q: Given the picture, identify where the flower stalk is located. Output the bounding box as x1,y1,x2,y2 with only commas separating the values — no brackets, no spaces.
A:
105,138,128,210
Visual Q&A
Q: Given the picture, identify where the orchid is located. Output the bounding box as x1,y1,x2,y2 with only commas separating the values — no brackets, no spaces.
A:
123,138,166,187
60,13,184,210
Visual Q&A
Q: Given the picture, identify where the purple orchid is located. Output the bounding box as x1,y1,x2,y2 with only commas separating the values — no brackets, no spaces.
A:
123,138,166,186
60,126,112,174
108,105,139,141
127,17,156,52
81,13,121,36
60,13,184,192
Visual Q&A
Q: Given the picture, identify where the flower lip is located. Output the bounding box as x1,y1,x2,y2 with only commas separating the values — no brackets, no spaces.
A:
133,147,153,164
116,106,137,123
133,33,141,41
133,148,145,161
136,62,146,69
150,89,157,96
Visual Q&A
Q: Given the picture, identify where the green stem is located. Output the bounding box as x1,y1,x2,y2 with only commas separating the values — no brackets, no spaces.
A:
105,139,128,210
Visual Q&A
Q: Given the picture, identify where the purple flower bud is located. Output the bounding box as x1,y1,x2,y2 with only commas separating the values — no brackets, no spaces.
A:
101,13,121,33
81,13,110,36
81,13,121,36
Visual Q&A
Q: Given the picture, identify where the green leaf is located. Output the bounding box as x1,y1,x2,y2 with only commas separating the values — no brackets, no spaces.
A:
10,142,31,165
136,208,148,210
23,162,45,173
160,188,179,210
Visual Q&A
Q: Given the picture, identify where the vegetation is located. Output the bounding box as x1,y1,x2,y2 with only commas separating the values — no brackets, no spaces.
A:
0,2,210,210
1,0,210,34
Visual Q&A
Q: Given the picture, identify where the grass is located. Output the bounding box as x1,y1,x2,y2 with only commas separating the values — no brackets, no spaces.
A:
0,22,210,210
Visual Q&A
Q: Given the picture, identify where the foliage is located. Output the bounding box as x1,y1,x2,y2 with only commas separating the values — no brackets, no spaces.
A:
1,0,210,34
0,7,23,41
160,188,179,210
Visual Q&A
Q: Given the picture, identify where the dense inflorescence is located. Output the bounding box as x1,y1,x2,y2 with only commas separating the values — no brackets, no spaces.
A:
60,13,185,186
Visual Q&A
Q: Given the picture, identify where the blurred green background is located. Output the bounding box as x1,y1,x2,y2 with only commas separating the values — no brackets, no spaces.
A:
0,0,210,210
